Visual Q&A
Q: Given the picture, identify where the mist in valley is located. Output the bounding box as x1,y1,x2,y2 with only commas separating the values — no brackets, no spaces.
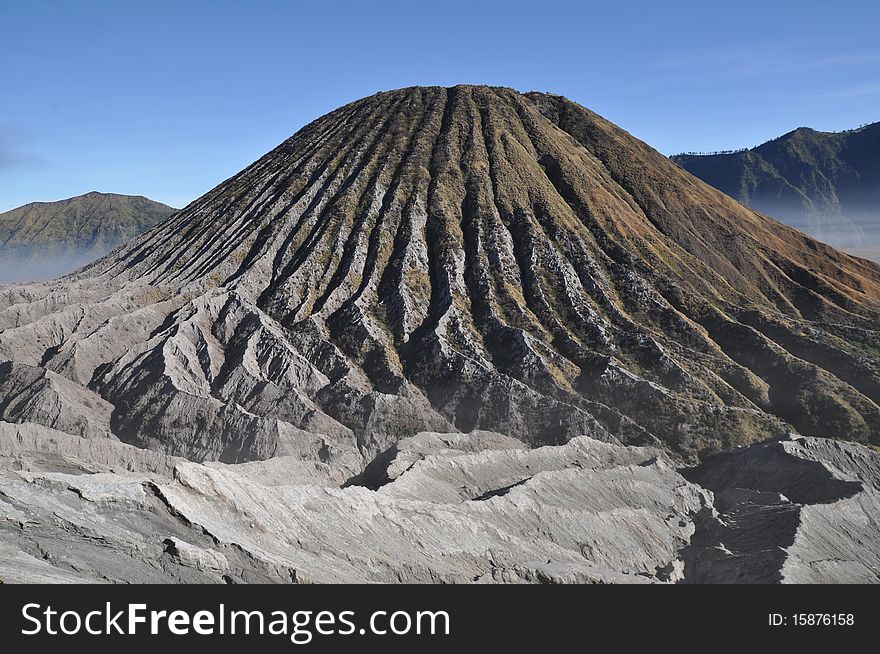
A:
0,246,111,284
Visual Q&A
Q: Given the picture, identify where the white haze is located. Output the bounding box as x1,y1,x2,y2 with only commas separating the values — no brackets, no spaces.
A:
0,247,112,284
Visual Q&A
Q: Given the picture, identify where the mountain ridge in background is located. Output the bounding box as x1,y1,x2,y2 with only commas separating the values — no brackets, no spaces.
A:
671,122,880,260
2,86,880,583
0,191,176,282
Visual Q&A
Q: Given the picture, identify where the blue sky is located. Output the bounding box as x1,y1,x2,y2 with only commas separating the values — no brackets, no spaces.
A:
1,0,878,212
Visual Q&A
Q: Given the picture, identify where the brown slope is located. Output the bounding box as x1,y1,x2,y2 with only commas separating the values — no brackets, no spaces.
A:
528,93,880,314
1,85,880,465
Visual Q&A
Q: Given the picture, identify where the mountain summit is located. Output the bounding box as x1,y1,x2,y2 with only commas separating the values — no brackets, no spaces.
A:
2,86,880,466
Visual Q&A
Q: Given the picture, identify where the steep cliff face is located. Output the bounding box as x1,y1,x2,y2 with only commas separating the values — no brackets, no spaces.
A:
1,86,880,467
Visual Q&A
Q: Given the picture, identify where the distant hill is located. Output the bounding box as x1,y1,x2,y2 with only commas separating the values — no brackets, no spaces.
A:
0,192,176,282
672,122,880,260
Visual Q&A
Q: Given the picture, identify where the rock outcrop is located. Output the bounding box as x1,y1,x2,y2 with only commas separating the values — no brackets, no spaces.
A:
681,435,880,583
1,424,877,583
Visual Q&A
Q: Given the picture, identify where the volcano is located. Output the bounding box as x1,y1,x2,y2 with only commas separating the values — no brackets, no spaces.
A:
3,86,880,583
2,85,880,467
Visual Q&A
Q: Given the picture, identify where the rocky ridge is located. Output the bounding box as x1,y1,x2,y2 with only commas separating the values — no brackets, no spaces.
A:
1,422,877,583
